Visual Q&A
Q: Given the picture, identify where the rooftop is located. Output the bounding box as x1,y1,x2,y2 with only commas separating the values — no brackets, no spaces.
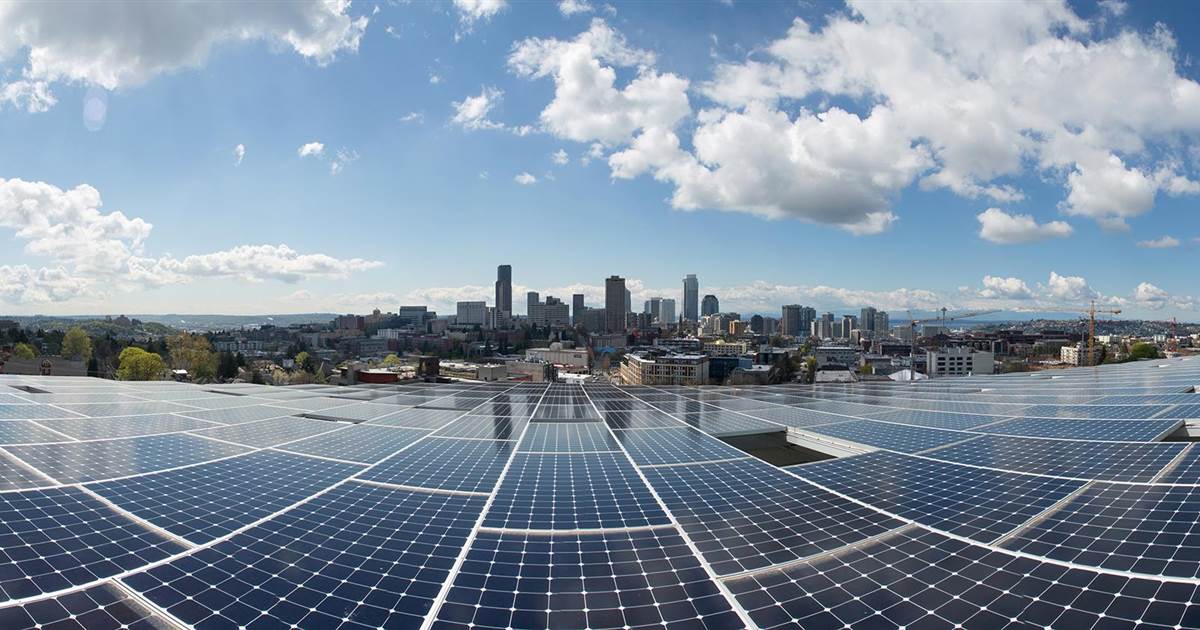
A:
0,357,1198,627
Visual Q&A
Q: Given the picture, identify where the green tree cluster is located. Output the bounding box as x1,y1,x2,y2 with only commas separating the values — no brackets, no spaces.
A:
12,342,36,360
117,347,166,380
167,333,217,381
61,327,93,361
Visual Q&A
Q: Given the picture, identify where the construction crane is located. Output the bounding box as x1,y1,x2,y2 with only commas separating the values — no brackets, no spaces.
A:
903,308,1001,370
1082,300,1122,367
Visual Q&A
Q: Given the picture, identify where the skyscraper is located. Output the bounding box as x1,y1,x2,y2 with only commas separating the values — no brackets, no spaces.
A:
495,265,512,316
860,306,877,333
624,288,631,315
605,276,626,333
781,304,802,337
701,294,719,316
572,294,585,325
660,298,675,324
526,291,539,315
683,274,699,322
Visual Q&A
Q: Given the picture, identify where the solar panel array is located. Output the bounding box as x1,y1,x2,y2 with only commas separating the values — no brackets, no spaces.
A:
2,356,1200,628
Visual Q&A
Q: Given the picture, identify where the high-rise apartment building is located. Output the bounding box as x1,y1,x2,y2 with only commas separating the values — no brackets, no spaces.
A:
781,304,802,337
701,294,720,316
495,265,512,316
683,274,699,322
526,291,539,315
572,294,585,325
605,276,626,333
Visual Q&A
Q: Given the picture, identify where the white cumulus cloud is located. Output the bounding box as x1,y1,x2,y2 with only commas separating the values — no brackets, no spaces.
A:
979,276,1034,300
298,142,325,158
976,208,1073,244
0,1,367,110
1136,236,1181,249
0,178,382,304
233,144,245,165
558,0,593,17
514,172,537,185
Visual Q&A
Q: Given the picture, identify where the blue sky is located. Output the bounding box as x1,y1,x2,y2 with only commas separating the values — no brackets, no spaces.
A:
1,0,1197,319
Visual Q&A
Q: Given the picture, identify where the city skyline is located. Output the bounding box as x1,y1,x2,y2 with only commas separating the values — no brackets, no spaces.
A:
2,0,1199,318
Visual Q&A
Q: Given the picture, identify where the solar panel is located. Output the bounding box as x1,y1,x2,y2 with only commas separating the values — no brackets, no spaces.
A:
974,417,1182,441
358,437,514,494
5,434,252,484
5,360,1200,625
789,450,1085,542
91,450,363,544
517,422,619,453
277,424,430,464
643,458,904,575
725,527,1198,629
613,427,749,466
484,452,668,531
927,434,1185,482
0,486,186,599
0,582,173,629
36,413,219,441
800,419,971,453
433,528,745,629
124,484,485,628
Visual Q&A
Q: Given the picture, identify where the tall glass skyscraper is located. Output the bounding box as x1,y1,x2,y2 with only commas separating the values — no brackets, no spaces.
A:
495,264,512,315
683,274,698,322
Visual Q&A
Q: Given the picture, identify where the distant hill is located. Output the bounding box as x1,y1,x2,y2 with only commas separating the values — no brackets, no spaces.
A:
1,313,337,332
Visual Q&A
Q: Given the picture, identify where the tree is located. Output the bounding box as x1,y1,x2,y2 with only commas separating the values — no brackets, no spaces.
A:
1128,342,1160,361
166,333,217,381
381,353,402,367
294,351,315,373
12,342,36,360
217,351,239,380
61,327,93,361
117,347,166,381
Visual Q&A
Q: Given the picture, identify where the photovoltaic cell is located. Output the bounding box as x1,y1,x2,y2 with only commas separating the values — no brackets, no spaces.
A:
601,409,684,429
0,420,74,444
432,528,744,630
0,486,185,600
187,415,339,448
483,452,669,531
367,407,465,429
91,450,363,544
434,415,526,440
125,484,485,628
790,450,1085,542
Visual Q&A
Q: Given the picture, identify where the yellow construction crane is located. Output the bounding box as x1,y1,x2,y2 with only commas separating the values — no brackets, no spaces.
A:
1083,300,1122,367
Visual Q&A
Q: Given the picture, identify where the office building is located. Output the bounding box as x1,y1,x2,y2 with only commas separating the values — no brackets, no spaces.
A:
860,307,877,333
815,346,858,369
624,288,631,316
683,274,699,322
620,353,710,386
660,298,675,325
528,295,570,328
841,315,858,339
644,297,662,319
495,265,512,316
526,291,539,315
581,307,607,333
455,301,486,326
729,320,748,336
781,305,801,337
396,306,431,329
605,276,626,333
750,315,764,334
572,294,585,325
817,312,835,339
927,347,995,376
701,294,720,316
874,311,889,334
